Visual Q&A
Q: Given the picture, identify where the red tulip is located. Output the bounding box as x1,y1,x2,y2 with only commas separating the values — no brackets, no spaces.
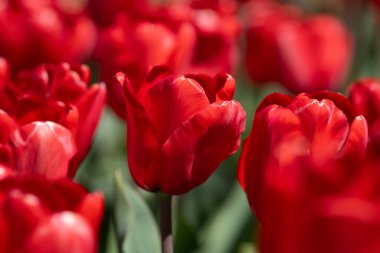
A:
114,66,246,194
95,4,240,118
87,0,154,27
245,2,352,93
238,91,369,253
0,110,76,178
349,78,380,152
0,0,97,71
0,60,106,177
0,175,104,253
238,91,367,218
254,157,380,253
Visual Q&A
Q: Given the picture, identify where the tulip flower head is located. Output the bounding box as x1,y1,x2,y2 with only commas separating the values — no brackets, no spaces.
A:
238,91,369,253
0,175,104,253
349,78,380,152
0,0,97,71
0,60,106,178
244,2,353,93
114,66,246,194
239,91,368,217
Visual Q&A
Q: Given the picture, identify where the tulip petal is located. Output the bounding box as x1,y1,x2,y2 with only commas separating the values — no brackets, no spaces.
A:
158,101,246,194
122,74,159,191
22,212,95,253
239,105,305,216
141,76,210,143
2,189,49,253
10,122,76,179
0,110,17,142
75,192,105,234
341,116,368,157
68,84,106,177
289,98,349,165
185,72,236,103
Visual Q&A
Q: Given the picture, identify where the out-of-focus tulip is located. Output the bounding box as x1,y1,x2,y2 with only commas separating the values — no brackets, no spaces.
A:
87,0,154,27
238,91,367,217
349,78,380,152
113,66,246,194
0,60,106,177
245,2,352,93
0,175,104,253
238,91,370,253
0,0,97,71
0,109,76,179
95,3,240,118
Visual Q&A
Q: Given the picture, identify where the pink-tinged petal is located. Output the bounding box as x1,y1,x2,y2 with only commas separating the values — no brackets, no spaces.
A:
0,110,17,142
10,122,76,179
2,189,49,253
122,73,159,191
158,100,246,194
75,192,104,234
288,98,349,165
22,212,96,253
68,83,106,177
141,76,210,144
341,116,368,157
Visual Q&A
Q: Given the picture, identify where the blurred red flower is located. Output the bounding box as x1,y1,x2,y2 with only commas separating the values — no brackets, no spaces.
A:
244,2,353,93
238,91,371,253
239,91,367,215
0,174,104,253
349,78,380,154
0,60,106,178
95,3,240,118
0,0,97,72
113,66,246,194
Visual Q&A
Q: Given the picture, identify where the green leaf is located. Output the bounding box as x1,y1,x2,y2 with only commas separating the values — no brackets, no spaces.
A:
114,171,162,253
198,182,252,253
105,219,119,253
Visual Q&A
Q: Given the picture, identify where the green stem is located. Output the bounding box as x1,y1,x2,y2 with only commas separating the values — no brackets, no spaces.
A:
160,195,173,253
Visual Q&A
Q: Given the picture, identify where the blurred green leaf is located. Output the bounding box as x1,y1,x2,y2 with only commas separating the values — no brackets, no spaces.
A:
198,183,252,253
105,219,119,253
238,243,258,253
114,171,162,253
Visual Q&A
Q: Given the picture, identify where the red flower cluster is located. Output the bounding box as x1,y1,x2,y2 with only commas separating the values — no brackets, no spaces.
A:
238,91,375,252
0,169,104,253
94,1,240,117
0,59,106,178
0,0,96,71
114,66,246,194
244,2,353,93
